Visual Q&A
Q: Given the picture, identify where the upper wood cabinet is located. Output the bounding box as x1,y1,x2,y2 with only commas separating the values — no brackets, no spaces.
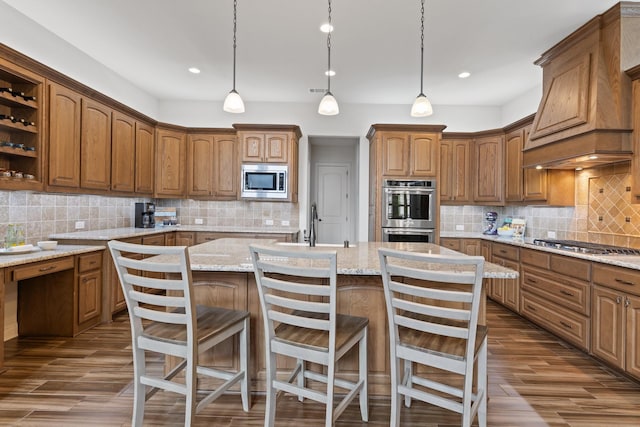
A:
234,124,302,202
48,82,82,188
81,98,112,190
187,130,238,200
239,132,288,163
0,55,45,192
629,67,640,202
473,132,504,205
439,136,471,204
369,127,440,178
111,111,135,193
135,121,155,194
111,112,155,195
155,127,186,198
504,116,575,206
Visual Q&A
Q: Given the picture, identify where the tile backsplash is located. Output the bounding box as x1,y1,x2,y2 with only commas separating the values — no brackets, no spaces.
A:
0,191,300,245
1,161,637,247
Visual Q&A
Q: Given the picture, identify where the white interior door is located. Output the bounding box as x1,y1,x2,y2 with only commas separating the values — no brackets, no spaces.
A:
316,164,349,244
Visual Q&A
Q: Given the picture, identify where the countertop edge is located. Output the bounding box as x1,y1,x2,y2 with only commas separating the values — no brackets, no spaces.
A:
0,245,105,268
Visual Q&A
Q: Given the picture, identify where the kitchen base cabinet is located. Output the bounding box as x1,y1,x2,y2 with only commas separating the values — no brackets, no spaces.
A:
520,250,590,352
11,252,103,338
591,263,640,380
488,242,519,313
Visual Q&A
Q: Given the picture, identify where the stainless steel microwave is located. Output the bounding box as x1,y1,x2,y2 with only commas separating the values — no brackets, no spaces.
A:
241,164,288,199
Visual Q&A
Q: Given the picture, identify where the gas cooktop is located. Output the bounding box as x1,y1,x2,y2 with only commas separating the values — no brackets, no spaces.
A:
532,239,640,255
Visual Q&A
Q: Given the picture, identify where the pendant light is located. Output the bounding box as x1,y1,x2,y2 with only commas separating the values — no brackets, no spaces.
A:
411,0,433,117
223,0,245,113
318,0,339,115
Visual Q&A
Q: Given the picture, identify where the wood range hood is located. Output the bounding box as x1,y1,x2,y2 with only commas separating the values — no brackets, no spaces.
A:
523,2,640,170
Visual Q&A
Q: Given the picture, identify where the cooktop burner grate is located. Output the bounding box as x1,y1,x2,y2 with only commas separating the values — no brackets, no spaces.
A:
532,239,640,255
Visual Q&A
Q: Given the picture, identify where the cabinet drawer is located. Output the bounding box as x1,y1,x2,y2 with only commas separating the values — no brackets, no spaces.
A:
440,238,461,251
550,254,590,281
593,263,640,296
521,266,590,315
196,232,219,244
142,234,165,246
10,257,75,281
521,291,589,351
520,249,550,269
492,243,519,261
78,252,102,273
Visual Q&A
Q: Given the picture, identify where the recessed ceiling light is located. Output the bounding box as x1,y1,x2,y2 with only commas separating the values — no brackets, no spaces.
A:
458,71,471,79
320,23,334,33
188,67,201,74
325,70,336,77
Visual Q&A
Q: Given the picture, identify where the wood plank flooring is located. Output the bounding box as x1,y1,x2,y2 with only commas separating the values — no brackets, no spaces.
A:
1,301,639,426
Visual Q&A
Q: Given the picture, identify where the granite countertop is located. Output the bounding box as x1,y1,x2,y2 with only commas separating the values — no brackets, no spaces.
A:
50,225,300,241
0,245,105,269
149,238,518,279
440,231,640,271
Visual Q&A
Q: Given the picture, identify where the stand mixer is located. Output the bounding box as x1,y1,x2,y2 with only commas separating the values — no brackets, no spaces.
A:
483,211,498,235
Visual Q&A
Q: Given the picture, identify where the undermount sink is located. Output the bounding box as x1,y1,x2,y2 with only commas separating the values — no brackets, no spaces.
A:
276,242,356,248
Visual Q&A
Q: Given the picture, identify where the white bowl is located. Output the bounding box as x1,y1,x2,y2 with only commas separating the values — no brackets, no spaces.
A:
497,228,514,237
37,240,58,250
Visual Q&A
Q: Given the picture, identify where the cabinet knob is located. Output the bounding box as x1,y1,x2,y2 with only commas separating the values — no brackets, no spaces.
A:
616,296,622,304
625,297,630,307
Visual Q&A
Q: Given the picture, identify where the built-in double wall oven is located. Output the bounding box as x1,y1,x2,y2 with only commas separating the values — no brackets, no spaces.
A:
382,179,436,243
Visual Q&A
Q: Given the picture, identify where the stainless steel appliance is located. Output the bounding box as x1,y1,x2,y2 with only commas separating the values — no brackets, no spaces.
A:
135,202,155,228
382,227,435,243
241,164,288,199
532,239,640,255
382,179,436,242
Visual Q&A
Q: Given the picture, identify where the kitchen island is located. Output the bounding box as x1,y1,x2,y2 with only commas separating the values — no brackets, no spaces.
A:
152,238,518,395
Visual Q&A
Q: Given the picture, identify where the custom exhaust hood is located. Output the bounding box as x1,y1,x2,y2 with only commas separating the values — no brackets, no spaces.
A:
523,2,640,170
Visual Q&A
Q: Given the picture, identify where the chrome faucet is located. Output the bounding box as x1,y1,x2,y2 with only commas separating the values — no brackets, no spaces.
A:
309,203,318,247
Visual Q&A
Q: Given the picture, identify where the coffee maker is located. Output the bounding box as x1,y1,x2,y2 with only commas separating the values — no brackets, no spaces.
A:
135,202,156,228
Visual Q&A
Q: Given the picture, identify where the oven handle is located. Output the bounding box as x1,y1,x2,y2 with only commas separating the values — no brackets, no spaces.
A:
383,228,435,236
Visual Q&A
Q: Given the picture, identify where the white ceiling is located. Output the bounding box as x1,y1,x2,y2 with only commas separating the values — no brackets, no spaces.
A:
1,0,624,107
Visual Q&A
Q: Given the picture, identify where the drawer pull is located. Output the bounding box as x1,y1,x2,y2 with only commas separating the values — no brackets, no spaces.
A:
560,290,574,297
526,278,538,284
614,278,636,286
89,261,97,265
500,250,507,254
560,321,572,329
39,265,56,272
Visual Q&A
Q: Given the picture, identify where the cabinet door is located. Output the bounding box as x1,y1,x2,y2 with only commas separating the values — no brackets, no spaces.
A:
111,111,135,192
188,134,214,196
626,294,640,379
504,129,523,202
265,133,288,163
502,258,520,312
452,139,471,202
473,134,504,203
523,168,547,200
48,82,81,188
175,232,195,246
78,270,101,324
592,286,625,369
410,133,438,176
382,133,409,176
155,128,186,197
462,239,480,256
439,141,453,201
241,133,264,162
135,121,155,194
81,98,112,190
214,134,238,198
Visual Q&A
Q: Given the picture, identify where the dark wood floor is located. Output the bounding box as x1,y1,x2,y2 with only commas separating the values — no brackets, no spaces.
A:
2,301,640,426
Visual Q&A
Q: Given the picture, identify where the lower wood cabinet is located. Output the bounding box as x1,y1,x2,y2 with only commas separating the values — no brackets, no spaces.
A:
76,252,103,328
520,249,590,352
591,264,640,379
488,242,520,313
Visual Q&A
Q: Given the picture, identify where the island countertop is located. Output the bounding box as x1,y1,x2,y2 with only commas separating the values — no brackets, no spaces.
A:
158,238,518,278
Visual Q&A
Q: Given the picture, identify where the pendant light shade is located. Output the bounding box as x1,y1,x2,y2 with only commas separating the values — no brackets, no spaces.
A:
318,91,339,115
411,93,433,117
411,0,433,117
223,89,245,113
318,0,339,116
224,0,244,113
